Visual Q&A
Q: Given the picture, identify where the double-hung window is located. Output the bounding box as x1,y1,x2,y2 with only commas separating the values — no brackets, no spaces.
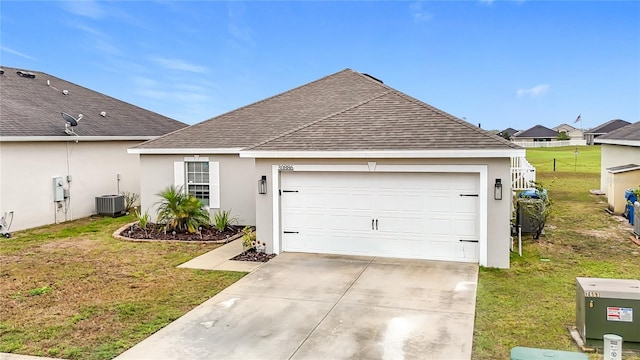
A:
186,162,210,206
174,158,220,208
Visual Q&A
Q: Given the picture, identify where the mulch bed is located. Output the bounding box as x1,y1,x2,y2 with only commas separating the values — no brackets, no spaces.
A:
231,249,277,262
119,223,277,263
121,224,244,242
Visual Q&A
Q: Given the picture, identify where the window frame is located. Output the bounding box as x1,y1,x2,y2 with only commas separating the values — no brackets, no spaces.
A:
174,157,220,209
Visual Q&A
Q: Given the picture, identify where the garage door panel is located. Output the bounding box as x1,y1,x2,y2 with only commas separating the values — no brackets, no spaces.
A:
281,171,479,262
428,194,453,212
455,219,478,238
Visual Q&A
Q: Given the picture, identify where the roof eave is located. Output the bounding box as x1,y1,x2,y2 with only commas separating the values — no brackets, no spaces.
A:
240,149,525,159
128,147,243,155
595,138,640,147
1,136,157,142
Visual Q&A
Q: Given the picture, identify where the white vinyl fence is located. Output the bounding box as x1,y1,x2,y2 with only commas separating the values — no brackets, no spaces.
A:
511,157,536,190
511,139,587,148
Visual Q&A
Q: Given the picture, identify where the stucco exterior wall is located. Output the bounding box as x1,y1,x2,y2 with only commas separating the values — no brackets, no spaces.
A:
0,140,141,232
253,157,512,269
607,170,640,214
138,154,256,226
600,144,640,194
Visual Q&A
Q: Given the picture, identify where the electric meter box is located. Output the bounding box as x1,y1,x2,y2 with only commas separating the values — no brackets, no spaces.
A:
576,277,640,346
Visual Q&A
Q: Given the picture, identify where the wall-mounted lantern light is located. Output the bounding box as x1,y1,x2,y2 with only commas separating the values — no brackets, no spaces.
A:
494,178,503,200
258,175,267,195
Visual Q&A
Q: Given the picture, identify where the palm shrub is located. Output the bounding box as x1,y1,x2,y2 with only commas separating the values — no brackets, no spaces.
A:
156,185,210,233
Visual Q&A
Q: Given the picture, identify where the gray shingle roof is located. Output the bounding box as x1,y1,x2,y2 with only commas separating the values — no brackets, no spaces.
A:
499,128,519,137
249,91,518,151
584,119,630,135
596,121,640,141
552,123,576,131
512,125,558,138
0,66,186,137
137,69,519,152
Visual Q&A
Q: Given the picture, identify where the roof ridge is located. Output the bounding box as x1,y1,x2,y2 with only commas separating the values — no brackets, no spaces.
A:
387,89,520,148
245,90,394,150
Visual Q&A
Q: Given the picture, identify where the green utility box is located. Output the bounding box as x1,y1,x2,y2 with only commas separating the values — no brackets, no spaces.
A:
576,277,640,347
510,346,588,359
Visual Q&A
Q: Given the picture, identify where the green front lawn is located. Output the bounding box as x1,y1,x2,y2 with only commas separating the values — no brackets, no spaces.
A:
473,146,640,360
0,216,246,359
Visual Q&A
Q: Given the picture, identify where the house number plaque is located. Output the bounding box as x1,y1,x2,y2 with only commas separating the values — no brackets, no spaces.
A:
279,165,294,171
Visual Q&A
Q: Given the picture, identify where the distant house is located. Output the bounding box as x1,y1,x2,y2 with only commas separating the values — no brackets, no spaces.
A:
585,119,631,145
511,125,558,145
497,127,519,139
0,66,186,232
594,122,640,213
552,123,583,140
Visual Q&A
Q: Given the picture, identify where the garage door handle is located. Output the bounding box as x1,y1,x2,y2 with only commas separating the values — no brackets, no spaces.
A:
372,219,375,230
459,239,479,243
460,194,479,197
284,231,299,234
375,219,378,230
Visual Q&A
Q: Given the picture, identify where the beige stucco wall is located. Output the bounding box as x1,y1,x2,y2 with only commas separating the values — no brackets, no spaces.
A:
600,144,640,194
138,154,256,226
0,140,141,232
253,157,513,269
607,170,640,214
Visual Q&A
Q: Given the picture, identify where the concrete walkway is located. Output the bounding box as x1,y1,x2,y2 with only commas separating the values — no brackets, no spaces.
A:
116,253,479,360
178,239,264,272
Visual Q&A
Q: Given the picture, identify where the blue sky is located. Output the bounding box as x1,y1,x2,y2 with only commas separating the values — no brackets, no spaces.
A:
1,1,638,131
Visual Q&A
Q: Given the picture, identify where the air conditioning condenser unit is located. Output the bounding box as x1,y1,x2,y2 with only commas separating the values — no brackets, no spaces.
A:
95,195,125,217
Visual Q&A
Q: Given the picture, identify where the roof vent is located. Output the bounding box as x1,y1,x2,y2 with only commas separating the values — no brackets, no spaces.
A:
362,73,383,84
100,111,106,117
0,69,4,75
62,90,69,95
16,70,36,79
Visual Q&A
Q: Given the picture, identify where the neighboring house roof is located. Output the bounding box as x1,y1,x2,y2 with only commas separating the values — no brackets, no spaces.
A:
0,66,186,138
553,123,577,132
606,164,640,173
512,125,558,138
595,121,640,146
498,128,519,138
136,68,519,153
584,119,631,135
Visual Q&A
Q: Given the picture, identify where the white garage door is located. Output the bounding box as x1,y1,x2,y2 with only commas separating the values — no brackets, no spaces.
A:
281,171,480,262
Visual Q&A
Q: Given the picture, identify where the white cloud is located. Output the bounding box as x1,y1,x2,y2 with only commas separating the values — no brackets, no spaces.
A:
226,2,256,48
150,57,209,74
59,0,105,19
410,2,433,23
133,76,211,107
69,24,122,56
0,46,36,60
517,84,550,98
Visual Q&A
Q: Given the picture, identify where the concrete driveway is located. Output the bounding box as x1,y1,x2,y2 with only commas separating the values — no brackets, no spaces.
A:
115,253,478,360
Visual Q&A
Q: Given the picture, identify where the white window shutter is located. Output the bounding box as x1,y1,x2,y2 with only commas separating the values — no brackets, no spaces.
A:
209,161,220,209
174,161,185,191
